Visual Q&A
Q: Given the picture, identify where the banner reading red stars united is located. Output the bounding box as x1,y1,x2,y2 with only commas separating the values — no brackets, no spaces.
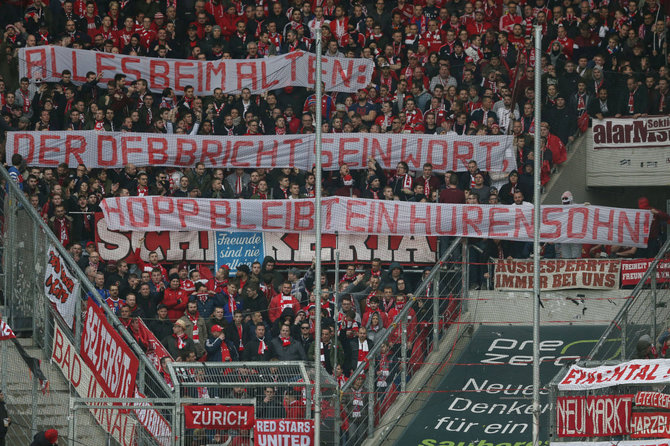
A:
100,196,652,247
19,46,374,94
7,131,515,172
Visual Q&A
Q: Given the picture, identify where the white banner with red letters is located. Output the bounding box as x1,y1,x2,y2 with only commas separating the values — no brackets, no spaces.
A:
592,117,670,149
558,359,670,391
635,391,670,410
81,299,139,398
621,259,670,286
52,324,136,446
184,405,254,430
7,130,514,172
19,46,374,94
556,394,632,437
44,245,80,329
95,212,438,265
100,197,652,247
255,420,314,446
495,259,621,291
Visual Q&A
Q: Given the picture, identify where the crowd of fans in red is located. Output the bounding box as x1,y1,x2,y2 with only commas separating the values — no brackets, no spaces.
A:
0,0,669,442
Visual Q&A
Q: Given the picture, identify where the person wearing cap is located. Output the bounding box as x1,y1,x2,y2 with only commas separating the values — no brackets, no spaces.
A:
162,318,195,359
546,94,576,145
205,323,238,362
555,191,583,259
30,429,58,446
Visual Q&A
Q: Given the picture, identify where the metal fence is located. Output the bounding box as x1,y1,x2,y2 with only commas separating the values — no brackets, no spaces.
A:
0,164,174,445
588,238,670,362
169,361,339,445
339,236,467,445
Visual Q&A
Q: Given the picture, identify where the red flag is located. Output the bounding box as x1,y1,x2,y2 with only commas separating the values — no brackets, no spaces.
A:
0,318,16,340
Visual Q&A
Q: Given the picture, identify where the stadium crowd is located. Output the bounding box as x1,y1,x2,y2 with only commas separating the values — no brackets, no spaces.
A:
0,0,669,442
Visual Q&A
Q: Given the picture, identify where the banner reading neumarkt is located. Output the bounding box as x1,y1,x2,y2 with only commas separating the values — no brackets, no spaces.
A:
7,130,514,172
100,197,653,247
19,46,374,94
495,259,621,291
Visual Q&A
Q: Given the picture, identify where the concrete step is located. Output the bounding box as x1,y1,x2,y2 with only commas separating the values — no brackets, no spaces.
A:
1,337,109,445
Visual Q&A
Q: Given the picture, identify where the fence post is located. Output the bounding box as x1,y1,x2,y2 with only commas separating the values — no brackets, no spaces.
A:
400,321,407,392
5,196,14,330
621,310,628,360
461,241,470,313
68,397,76,446
31,373,38,438
334,386,341,446
432,270,440,349
367,357,375,437
652,264,658,340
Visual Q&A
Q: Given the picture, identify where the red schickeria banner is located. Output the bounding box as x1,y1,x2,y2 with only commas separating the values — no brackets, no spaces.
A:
184,405,254,429
556,394,633,437
80,299,139,398
19,46,374,94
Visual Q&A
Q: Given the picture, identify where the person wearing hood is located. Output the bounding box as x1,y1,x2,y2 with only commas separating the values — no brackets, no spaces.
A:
382,262,404,292
633,334,657,359
261,256,284,292
498,170,520,205
363,175,383,199
555,191,583,259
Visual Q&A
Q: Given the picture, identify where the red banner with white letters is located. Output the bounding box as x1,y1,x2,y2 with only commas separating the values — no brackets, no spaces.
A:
183,405,254,429
19,46,374,94
630,412,670,438
621,259,670,286
0,318,16,340
100,196,652,247
255,420,314,445
81,299,139,398
7,130,514,172
556,395,632,437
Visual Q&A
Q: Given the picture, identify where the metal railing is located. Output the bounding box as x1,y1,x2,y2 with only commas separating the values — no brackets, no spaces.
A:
0,164,173,445
588,238,670,362
339,236,466,444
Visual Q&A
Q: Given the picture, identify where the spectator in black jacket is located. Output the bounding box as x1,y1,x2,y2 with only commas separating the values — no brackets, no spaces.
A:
243,324,273,361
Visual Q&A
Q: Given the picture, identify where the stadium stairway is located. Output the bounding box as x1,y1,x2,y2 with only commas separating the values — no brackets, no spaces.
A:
0,336,107,446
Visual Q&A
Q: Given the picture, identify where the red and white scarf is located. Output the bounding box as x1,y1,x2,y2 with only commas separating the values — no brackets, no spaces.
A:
174,333,187,349
357,340,369,367
257,337,267,355
187,314,200,342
